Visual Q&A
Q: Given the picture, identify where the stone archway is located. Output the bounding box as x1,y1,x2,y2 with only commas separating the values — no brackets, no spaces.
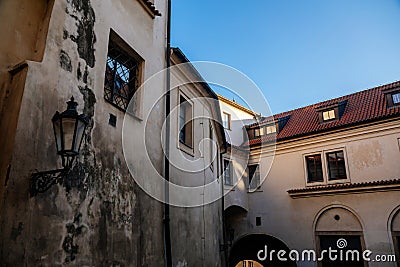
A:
390,207,400,266
228,234,297,267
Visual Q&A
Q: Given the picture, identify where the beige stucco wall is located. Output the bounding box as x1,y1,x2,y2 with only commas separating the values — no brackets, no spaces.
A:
219,100,256,146
168,57,226,266
227,119,400,267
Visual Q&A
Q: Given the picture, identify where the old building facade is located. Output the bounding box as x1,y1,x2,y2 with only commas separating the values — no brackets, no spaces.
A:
221,81,400,267
0,1,227,266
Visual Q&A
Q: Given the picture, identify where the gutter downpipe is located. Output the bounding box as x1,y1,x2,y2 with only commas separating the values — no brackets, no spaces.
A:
164,0,173,266
221,153,228,267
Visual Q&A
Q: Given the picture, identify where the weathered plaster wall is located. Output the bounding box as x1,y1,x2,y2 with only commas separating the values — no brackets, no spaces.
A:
0,0,167,265
0,0,55,214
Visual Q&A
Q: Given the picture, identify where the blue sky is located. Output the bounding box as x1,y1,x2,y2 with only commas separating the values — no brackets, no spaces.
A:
171,0,400,114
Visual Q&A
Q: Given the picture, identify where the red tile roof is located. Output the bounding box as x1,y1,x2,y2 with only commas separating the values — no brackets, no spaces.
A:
245,81,400,146
138,0,162,17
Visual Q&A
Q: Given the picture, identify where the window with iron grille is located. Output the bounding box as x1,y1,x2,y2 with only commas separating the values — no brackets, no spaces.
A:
104,38,141,111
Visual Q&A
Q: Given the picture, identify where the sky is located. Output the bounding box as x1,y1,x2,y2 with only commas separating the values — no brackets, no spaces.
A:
171,0,400,114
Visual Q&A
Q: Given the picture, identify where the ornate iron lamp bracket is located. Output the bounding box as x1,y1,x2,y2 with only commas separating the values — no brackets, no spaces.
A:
30,168,69,196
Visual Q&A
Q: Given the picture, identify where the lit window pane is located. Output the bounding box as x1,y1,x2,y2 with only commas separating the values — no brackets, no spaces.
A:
266,125,276,134
323,109,336,121
392,93,400,104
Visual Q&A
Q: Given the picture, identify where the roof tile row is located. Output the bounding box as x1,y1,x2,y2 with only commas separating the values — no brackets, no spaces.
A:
245,81,400,146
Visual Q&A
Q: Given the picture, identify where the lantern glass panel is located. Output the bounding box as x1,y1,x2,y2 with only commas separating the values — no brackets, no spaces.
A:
73,120,86,153
53,118,62,153
62,118,76,153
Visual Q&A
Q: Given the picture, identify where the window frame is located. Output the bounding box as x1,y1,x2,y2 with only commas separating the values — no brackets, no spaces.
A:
305,154,324,183
382,87,400,108
392,92,400,105
209,121,214,171
322,109,336,121
304,148,350,186
326,150,347,181
222,112,231,130
223,159,233,186
177,91,194,154
265,124,276,134
248,164,261,192
104,31,144,115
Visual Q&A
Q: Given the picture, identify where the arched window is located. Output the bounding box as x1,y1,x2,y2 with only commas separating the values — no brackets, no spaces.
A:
315,207,364,267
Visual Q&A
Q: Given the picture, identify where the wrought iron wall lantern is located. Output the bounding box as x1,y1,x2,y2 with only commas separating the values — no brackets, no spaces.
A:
31,97,88,196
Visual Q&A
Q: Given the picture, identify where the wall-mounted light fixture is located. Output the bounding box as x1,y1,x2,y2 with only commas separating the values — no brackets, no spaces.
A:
31,97,88,196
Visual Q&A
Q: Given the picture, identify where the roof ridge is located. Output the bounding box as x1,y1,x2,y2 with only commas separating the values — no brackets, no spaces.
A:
270,80,400,119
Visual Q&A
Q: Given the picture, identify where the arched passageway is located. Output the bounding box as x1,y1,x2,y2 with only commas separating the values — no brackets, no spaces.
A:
229,234,297,267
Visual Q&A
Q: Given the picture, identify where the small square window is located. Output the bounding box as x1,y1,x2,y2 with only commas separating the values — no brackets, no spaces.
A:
104,36,142,111
254,128,260,137
306,154,323,182
108,114,117,127
322,109,336,121
392,93,400,105
224,160,232,185
326,150,347,180
256,217,262,226
223,112,231,130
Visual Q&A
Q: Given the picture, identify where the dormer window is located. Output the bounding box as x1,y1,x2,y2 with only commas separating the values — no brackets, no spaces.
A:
382,87,400,108
392,92,400,105
254,124,276,137
316,100,347,123
322,109,335,121
265,125,276,134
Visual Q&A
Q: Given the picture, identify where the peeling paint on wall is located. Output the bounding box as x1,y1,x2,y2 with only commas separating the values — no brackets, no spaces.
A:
67,0,96,68
60,50,72,72
349,140,384,169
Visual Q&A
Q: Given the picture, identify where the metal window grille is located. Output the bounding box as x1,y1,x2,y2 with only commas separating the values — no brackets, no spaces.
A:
104,41,139,111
